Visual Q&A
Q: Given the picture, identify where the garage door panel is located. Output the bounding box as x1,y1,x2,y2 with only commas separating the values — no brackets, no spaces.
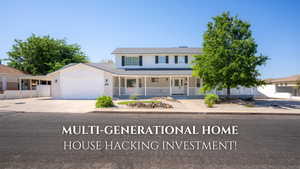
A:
60,65,104,99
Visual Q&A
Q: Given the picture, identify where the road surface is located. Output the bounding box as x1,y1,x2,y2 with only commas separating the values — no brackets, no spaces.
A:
0,111,300,169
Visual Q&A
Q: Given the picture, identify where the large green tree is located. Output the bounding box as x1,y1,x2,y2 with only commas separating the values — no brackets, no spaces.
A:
7,34,88,75
193,12,268,97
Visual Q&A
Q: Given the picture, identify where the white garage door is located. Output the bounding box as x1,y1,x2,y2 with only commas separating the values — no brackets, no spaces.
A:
60,65,104,99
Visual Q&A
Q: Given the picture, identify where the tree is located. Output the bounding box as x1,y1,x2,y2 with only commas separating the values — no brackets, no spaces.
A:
7,34,88,75
100,59,114,64
193,12,268,97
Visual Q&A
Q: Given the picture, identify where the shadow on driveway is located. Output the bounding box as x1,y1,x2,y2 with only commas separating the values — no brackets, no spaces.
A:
255,99,300,109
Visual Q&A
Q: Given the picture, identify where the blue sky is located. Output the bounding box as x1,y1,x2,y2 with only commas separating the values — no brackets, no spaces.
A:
0,0,299,78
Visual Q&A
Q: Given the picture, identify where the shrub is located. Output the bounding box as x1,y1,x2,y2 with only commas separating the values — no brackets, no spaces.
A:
129,95,138,100
204,94,219,108
244,103,255,107
96,96,114,108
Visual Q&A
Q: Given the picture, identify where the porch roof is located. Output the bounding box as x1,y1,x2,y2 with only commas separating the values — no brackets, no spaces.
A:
19,75,51,80
86,63,193,76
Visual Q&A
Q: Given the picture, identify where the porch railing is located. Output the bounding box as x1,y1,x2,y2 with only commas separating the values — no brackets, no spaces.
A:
113,87,258,96
114,87,203,96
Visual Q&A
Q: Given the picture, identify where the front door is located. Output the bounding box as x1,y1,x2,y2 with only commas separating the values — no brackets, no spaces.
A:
172,78,185,95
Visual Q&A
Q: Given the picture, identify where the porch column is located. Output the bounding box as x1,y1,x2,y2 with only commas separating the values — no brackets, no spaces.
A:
144,76,147,96
187,76,189,96
118,76,121,96
136,77,138,95
18,78,22,90
1,77,6,90
29,79,32,90
124,77,127,95
169,76,172,96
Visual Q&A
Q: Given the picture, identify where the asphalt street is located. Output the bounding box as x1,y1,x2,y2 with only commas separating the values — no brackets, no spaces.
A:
0,111,300,169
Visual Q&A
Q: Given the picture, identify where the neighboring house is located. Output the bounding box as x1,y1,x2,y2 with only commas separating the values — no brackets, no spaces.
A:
48,47,257,99
258,74,300,99
0,64,26,91
0,64,51,99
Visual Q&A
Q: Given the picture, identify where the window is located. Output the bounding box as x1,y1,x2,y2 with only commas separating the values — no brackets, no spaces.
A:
138,79,142,88
196,79,201,88
125,57,139,66
174,79,180,87
127,79,136,87
158,56,166,63
178,56,185,63
151,78,159,83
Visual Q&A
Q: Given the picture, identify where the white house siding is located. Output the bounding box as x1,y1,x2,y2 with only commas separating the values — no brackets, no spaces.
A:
51,64,112,99
51,72,61,98
103,71,113,97
115,54,195,69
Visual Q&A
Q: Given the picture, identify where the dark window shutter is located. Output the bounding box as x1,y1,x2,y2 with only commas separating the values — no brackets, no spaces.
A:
165,56,169,63
121,56,125,66
155,56,158,64
175,56,178,64
139,56,143,66
185,56,188,64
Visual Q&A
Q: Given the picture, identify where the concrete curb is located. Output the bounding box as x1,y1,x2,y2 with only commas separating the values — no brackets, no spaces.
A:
89,110,300,116
1,110,300,116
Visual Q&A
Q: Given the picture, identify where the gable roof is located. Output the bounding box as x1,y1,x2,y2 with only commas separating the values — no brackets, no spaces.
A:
0,65,27,76
265,74,300,83
111,47,201,54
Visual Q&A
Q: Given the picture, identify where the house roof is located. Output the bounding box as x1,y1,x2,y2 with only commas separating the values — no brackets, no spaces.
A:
265,74,300,83
111,47,201,54
0,64,27,76
86,63,193,76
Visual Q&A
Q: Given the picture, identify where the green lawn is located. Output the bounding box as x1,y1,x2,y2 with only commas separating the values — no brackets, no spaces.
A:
117,100,161,105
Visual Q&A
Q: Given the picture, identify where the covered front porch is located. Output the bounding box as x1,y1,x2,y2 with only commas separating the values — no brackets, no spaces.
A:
113,76,202,97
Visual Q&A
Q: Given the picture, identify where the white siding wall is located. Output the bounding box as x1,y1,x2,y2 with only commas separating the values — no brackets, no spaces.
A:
37,85,51,97
51,72,61,98
115,54,195,69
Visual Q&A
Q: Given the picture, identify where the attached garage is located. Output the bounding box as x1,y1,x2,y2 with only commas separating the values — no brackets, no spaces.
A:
49,63,113,99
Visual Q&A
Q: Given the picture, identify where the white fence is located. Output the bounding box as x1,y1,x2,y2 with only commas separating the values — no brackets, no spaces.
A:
113,87,257,96
37,85,51,97
0,90,38,99
0,85,51,99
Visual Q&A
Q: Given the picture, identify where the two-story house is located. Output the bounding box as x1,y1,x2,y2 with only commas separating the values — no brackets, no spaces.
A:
49,47,256,99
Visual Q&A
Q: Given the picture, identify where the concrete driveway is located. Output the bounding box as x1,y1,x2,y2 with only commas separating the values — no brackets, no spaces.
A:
0,97,95,113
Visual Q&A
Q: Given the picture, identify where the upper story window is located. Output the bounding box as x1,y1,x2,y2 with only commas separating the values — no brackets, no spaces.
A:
175,56,188,64
178,56,186,64
124,56,139,66
155,56,168,64
158,56,166,63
